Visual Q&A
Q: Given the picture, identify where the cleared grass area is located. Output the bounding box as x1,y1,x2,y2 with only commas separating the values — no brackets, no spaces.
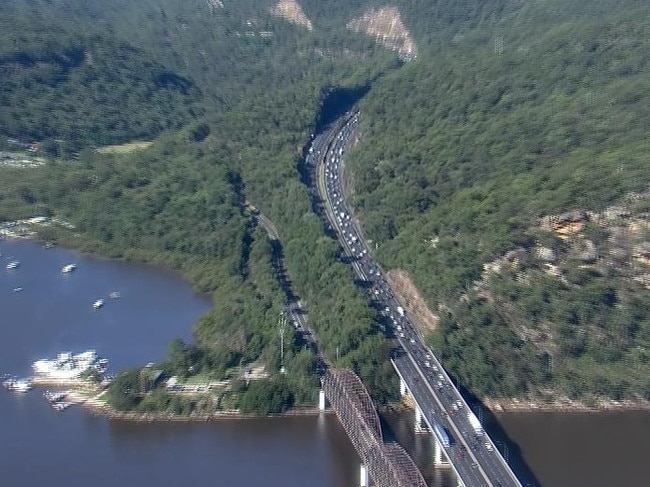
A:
96,141,153,154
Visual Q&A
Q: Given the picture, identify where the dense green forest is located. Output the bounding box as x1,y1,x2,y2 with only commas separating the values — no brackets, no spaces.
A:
349,0,650,400
0,0,400,413
2,0,650,412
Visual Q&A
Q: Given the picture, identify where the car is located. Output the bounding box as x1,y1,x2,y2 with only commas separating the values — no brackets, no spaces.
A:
410,338,416,344
424,361,431,368
485,442,493,451
456,400,463,409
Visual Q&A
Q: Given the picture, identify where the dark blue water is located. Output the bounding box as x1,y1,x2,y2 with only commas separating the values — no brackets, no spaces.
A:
0,239,359,487
2,239,649,487
0,239,204,373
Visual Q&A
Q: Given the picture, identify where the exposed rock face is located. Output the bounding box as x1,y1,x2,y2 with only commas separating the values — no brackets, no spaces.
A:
346,6,417,61
535,246,557,262
270,0,313,31
571,239,597,262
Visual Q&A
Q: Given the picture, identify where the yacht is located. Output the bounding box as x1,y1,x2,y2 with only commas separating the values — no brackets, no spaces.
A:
93,299,104,309
32,350,108,380
61,263,76,273
3,377,33,393
6,260,20,270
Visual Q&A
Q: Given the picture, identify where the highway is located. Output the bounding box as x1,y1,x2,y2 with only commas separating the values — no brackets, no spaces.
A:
308,111,524,487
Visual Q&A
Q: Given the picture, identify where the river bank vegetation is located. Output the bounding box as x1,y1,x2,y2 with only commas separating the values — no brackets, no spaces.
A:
1,0,650,414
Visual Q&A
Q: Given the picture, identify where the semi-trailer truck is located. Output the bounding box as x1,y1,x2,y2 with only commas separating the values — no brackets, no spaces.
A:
468,411,484,436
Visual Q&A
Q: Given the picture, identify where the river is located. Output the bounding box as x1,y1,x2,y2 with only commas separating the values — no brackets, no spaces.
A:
0,239,358,487
1,239,648,487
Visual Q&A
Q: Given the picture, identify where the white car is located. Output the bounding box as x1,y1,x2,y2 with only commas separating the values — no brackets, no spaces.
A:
485,442,493,451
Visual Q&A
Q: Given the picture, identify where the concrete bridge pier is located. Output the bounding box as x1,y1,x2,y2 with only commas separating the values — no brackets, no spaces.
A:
359,464,370,487
318,389,327,411
399,377,407,397
414,406,428,434
433,437,450,467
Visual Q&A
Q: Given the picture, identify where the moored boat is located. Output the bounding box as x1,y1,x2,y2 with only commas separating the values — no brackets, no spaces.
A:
61,263,76,273
3,377,33,393
52,401,72,411
32,350,108,380
93,299,104,309
6,260,20,270
44,391,67,403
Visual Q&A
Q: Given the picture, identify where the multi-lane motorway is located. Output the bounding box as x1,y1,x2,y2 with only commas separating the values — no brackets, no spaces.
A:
308,111,524,487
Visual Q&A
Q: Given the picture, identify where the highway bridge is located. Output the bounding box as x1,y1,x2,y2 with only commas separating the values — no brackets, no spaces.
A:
307,111,525,487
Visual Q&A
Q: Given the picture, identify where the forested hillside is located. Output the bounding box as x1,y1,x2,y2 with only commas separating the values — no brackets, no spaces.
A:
0,3,201,153
349,0,650,401
0,0,402,412
2,0,649,411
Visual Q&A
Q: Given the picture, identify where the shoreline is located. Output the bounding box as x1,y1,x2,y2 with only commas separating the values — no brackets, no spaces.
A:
483,396,650,414
65,390,650,423
64,389,334,422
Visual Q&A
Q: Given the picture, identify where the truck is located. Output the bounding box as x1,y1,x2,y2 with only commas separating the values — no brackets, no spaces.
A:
468,411,484,436
396,306,405,317
433,422,451,448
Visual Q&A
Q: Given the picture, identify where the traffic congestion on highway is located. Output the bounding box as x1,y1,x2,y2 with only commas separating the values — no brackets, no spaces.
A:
308,111,524,487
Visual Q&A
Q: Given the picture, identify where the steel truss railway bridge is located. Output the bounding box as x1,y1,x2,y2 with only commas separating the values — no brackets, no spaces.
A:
321,368,428,487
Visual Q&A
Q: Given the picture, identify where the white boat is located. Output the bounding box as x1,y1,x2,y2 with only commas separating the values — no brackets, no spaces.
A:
6,260,19,270
52,401,72,411
93,299,104,309
61,263,76,273
109,291,120,299
32,350,108,380
44,391,67,403
3,377,33,393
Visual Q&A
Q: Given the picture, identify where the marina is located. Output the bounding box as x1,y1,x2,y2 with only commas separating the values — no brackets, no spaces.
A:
0,239,362,487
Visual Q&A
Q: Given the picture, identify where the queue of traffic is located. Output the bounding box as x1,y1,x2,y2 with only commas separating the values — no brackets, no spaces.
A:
311,111,523,487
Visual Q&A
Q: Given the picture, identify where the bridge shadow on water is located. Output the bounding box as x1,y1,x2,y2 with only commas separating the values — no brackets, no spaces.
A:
378,399,542,487
452,379,542,487
378,411,455,487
